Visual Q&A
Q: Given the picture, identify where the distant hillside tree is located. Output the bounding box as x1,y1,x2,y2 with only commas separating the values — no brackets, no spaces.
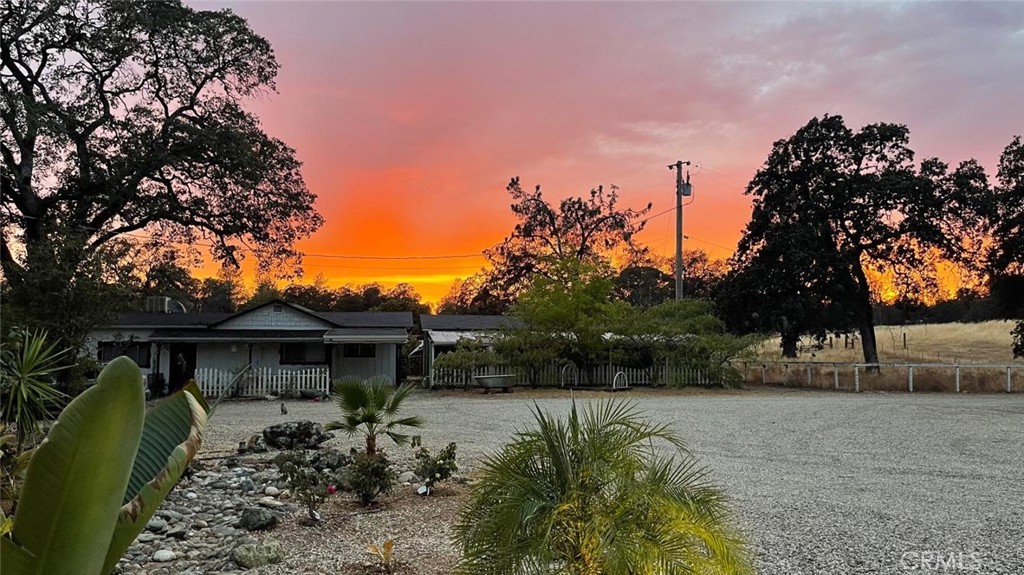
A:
734,115,991,366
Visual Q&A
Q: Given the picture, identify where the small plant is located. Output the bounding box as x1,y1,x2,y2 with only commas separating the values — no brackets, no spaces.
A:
349,451,395,506
326,375,424,455
275,451,337,522
365,538,396,573
414,442,458,491
0,328,70,448
0,424,33,515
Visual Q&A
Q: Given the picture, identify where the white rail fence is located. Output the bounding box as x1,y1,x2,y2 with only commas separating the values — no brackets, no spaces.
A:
194,366,331,398
429,362,723,389
739,361,1022,393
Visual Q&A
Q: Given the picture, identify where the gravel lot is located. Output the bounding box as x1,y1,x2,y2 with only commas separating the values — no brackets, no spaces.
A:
205,388,1024,575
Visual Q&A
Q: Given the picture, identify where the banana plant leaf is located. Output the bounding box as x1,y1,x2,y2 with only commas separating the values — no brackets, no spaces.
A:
1,357,145,575
102,385,207,574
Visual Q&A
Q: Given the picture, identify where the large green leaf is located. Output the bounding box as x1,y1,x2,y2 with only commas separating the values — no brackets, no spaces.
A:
102,388,207,574
2,357,145,575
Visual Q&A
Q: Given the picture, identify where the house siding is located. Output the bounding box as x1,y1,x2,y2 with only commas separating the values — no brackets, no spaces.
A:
333,344,397,382
216,306,332,330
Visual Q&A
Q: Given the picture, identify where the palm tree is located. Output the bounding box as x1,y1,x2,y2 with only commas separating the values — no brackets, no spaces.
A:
0,329,69,449
455,400,750,575
325,375,423,455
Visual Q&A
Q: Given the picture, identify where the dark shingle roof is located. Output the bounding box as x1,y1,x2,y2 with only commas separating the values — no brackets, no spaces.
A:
149,329,327,341
317,312,413,329
420,314,517,331
112,312,230,327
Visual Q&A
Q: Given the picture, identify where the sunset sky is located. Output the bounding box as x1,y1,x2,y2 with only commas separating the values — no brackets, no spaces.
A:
196,1,1024,303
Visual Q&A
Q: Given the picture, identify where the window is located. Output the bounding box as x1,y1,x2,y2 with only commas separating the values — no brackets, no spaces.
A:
343,343,376,358
97,342,151,368
280,343,326,364
272,304,283,313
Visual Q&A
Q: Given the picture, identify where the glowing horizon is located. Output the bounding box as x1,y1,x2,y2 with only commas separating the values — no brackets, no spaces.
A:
186,1,1023,305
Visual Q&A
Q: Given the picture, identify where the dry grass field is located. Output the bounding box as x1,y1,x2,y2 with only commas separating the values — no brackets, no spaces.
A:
754,320,1021,364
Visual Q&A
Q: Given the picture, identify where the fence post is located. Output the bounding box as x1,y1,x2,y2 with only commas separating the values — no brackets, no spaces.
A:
1008,366,1013,393
955,365,961,393
761,364,766,385
854,365,860,392
806,365,812,387
833,364,839,390
908,365,914,392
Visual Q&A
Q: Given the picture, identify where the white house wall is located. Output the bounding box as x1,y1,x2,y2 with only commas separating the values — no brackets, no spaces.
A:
196,343,249,372
215,306,332,330
333,344,397,382
84,328,161,376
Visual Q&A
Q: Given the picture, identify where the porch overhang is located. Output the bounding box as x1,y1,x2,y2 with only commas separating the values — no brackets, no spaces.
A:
149,329,328,343
323,328,409,344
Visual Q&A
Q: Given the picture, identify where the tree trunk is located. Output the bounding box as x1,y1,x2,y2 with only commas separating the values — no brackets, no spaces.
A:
851,264,881,372
365,434,377,456
780,332,799,358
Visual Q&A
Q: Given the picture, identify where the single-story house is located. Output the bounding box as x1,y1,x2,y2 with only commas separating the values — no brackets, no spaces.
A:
86,299,413,395
418,314,518,379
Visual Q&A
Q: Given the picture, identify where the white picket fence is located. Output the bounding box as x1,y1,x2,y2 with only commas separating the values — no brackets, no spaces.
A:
429,361,725,389
194,366,331,398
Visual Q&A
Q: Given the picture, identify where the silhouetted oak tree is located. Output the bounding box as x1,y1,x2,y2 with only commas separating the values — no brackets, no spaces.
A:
986,136,1024,357
734,115,990,366
483,177,651,304
1,1,321,342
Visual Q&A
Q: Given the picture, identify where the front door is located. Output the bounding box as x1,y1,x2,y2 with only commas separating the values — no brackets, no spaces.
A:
168,343,197,393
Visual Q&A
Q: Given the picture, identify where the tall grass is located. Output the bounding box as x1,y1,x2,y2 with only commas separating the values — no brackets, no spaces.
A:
755,321,1021,364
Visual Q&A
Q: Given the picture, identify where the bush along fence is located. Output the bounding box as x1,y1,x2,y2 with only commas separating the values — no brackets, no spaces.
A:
194,366,331,398
738,361,1022,393
429,361,738,389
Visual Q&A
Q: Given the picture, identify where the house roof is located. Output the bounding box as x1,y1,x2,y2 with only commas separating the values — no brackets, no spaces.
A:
420,314,517,331
324,328,410,344
112,312,231,328
425,330,494,345
149,329,329,342
109,300,414,330
317,312,414,329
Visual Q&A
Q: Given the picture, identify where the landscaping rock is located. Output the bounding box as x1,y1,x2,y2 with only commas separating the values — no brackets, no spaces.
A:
261,421,334,450
263,485,280,496
146,518,168,532
310,448,351,471
397,471,416,483
239,507,278,531
152,550,176,562
231,540,285,569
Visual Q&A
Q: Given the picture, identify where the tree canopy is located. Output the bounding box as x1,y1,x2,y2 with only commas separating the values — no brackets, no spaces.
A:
1,0,321,344
729,114,991,363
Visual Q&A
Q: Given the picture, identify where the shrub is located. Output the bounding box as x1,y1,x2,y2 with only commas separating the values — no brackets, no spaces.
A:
0,329,70,447
325,375,423,455
455,400,750,575
349,451,396,506
274,451,338,521
414,442,458,491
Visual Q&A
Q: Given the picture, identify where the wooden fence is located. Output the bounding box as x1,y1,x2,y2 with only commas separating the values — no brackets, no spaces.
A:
194,366,331,398
738,361,1022,393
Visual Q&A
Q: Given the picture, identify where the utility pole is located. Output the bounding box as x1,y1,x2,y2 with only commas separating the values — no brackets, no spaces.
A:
668,160,692,300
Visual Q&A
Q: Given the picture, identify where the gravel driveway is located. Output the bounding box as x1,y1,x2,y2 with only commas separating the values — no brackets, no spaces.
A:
205,388,1024,575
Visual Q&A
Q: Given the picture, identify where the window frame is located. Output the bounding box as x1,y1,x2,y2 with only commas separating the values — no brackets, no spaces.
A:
342,343,376,359
97,341,152,368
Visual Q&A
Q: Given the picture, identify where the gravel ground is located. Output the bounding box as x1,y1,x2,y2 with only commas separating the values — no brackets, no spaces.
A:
203,388,1024,575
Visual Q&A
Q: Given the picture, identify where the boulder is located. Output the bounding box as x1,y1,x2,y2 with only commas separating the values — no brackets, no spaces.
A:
262,421,334,450
397,471,416,484
152,549,176,562
310,449,351,472
232,540,285,569
239,507,278,531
